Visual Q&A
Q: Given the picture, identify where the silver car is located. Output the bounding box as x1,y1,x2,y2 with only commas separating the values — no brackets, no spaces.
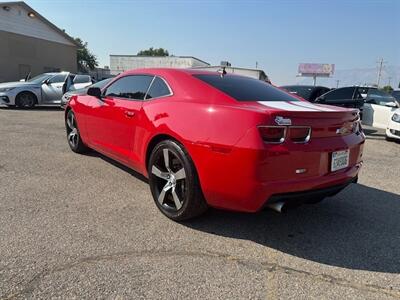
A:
0,72,93,108
60,77,113,108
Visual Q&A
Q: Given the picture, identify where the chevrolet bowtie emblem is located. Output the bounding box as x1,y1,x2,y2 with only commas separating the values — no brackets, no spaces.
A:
275,116,292,126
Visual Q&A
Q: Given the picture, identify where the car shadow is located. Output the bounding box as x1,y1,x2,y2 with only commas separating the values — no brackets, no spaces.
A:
183,183,400,274
82,150,148,183
76,149,400,273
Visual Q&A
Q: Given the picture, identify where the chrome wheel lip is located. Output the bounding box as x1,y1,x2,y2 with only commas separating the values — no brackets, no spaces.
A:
150,148,186,212
66,112,79,148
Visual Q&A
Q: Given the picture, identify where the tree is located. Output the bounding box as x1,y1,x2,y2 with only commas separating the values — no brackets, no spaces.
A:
75,38,98,72
381,85,394,93
137,47,169,56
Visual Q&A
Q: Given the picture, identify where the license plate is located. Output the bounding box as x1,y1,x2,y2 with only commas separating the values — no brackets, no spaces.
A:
331,150,349,172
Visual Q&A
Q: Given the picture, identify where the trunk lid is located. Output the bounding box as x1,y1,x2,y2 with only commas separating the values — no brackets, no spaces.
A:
254,101,360,138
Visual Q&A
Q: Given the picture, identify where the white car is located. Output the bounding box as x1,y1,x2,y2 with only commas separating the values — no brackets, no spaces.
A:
386,109,400,141
0,72,93,108
362,88,400,140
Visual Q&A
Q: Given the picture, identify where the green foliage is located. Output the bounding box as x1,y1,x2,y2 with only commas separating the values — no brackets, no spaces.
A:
75,38,98,72
381,85,394,93
137,47,169,57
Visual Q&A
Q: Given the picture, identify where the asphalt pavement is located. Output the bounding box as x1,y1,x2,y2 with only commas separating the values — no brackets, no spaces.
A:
0,107,399,299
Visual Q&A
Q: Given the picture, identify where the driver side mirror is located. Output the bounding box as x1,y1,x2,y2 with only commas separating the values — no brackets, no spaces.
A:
87,87,102,98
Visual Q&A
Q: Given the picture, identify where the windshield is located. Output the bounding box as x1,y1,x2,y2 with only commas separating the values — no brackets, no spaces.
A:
281,86,314,100
27,74,52,84
366,89,396,104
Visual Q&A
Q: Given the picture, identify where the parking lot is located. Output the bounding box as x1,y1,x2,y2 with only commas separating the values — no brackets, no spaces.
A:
0,107,399,299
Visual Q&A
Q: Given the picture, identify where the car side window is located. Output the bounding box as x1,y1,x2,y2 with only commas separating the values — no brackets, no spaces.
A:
324,87,355,101
145,77,171,99
74,75,91,84
315,88,329,98
104,75,153,100
48,74,67,84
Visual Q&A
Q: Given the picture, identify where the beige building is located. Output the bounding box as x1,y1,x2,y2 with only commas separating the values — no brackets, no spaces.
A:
0,1,78,83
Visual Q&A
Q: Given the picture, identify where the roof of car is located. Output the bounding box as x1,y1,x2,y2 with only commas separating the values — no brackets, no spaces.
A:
121,68,240,77
281,85,329,89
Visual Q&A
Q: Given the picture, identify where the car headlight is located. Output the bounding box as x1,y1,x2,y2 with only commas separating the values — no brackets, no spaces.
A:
0,87,15,93
392,113,400,123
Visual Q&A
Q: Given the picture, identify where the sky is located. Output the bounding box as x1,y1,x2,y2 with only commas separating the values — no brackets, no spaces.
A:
25,0,399,85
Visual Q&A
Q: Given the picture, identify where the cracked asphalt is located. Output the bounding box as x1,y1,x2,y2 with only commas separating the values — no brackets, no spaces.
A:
0,107,399,299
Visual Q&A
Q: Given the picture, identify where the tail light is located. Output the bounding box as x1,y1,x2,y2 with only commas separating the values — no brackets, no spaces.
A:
258,126,286,143
289,126,311,143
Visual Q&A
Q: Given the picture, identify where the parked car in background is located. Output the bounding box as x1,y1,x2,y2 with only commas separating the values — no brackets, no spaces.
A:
61,78,113,108
65,68,364,221
280,85,330,102
0,72,93,108
392,90,400,102
362,88,399,129
386,108,400,141
314,86,366,111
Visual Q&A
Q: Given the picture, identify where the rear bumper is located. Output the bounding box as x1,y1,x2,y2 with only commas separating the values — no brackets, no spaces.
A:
192,130,364,213
265,176,357,207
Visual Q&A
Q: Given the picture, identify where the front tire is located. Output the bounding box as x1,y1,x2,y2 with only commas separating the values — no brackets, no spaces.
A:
16,92,37,109
65,110,88,153
148,140,207,221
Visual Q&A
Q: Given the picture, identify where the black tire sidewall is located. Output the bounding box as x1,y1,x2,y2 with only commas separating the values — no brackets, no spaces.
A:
16,92,36,109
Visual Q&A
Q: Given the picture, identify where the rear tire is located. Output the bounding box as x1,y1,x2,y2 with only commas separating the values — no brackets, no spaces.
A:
16,92,37,109
65,110,88,153
148,140,208,221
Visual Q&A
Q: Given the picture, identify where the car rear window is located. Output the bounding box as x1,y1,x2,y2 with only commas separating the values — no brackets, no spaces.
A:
193,74,299,102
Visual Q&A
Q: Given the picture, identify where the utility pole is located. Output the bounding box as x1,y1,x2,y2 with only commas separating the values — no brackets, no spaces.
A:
376,58,386,88
388,77,392,87
255,61,258,69
336,80,340,88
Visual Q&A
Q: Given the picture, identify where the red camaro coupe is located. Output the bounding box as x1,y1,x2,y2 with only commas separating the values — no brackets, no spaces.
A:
65,68,364,220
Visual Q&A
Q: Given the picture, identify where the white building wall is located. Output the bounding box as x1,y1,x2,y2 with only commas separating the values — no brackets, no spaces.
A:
110,56,209,75
0,3,74,46
193,66,266,80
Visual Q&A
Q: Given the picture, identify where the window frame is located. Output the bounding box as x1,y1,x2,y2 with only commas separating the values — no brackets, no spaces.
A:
103,74,156,101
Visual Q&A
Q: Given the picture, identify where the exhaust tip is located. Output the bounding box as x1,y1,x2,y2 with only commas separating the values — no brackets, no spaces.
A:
266,201,286,213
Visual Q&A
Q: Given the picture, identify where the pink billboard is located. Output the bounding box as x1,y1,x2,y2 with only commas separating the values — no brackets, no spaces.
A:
298,63,335,76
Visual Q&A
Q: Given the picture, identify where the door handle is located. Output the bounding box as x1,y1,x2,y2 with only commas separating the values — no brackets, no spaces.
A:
124,110,135,118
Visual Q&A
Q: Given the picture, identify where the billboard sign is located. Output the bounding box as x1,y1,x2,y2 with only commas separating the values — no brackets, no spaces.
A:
298,63,335,77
